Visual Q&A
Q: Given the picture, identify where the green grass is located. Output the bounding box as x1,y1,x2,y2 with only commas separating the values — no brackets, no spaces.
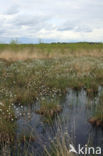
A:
93,92,103,121
35,98,62,122
0,100,16,145
0,42,103,51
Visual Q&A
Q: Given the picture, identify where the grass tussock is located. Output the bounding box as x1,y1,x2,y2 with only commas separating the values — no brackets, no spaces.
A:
0,101,16,144
44,126,76,156
35,98,62,119
89,91,103,127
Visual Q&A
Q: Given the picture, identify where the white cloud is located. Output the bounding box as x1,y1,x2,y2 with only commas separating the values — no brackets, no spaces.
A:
0,0,103,43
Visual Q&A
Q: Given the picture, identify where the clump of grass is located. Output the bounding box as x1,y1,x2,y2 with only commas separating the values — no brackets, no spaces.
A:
44,126,76,156
35,98,62,119
7,116,76,156
94,93,103,121
13,88,36,105
89,92,103,127
0,100,16,145
18,135,36,144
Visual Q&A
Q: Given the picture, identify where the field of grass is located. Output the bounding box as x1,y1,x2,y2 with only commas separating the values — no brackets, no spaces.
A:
0,42,103,60
0,42,103,155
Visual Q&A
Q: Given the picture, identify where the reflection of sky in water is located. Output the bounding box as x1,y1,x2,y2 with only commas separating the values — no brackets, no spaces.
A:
15,87,103,150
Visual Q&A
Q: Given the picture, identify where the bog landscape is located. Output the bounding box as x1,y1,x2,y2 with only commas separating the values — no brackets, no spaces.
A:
0,42,103,155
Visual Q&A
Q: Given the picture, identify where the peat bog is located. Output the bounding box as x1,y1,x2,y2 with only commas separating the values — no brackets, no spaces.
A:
0,43,103,155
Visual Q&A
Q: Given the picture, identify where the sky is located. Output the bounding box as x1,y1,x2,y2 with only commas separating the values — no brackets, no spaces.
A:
0,0,103,43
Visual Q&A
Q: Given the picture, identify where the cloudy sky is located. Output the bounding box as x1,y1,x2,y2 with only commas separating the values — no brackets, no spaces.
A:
0,0,103,43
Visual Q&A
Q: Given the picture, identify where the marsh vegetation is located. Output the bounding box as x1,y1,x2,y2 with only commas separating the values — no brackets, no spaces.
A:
0,42,103,155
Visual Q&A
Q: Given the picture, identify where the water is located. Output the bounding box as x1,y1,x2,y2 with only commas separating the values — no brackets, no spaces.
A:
15,88,103,154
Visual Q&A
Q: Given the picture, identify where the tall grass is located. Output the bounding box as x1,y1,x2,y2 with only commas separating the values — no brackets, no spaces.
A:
0,42,103,60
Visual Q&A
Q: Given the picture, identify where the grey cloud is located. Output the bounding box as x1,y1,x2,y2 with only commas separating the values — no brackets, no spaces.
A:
0,29,4,35
12,14,49,26
74,25,92,33
5,5,20,15
58,26,74,31
58,24,92,33
57,21,76,31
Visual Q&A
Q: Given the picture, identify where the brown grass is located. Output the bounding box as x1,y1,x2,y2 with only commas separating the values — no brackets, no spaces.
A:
0,48,103,61
0,50,47,61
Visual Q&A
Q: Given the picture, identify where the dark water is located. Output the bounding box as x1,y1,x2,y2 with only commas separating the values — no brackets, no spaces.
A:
15,87,103,155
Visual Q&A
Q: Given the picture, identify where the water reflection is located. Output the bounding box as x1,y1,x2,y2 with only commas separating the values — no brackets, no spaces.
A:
15,88,103,151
